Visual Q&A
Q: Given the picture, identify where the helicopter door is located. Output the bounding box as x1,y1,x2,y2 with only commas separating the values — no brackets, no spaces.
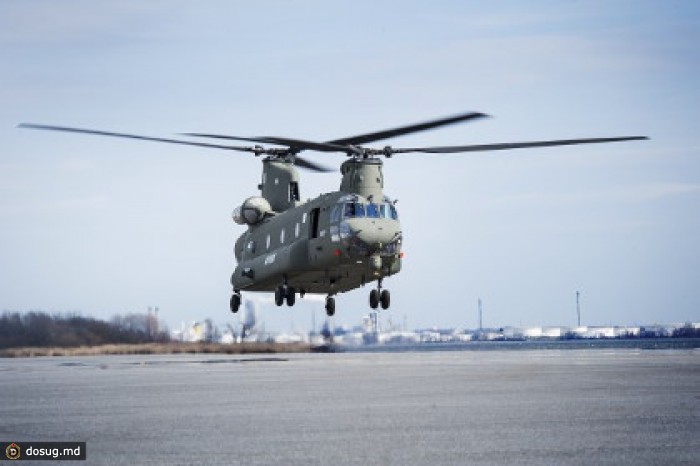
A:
308,207,325,266
309,207,320,239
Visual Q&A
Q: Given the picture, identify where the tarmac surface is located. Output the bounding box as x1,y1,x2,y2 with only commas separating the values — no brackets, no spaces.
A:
1,348,698,465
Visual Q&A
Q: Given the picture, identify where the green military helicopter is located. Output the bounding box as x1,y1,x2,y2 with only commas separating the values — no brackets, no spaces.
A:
19,113,647,316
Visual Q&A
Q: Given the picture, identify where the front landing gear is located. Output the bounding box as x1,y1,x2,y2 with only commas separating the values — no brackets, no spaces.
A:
380,289,390,309
369,280,390,310
230,291,242,313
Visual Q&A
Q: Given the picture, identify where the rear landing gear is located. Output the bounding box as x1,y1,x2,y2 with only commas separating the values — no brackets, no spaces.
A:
230,291,241,313
369,280,390,310
286,287,296,306
369,289,379,309
325,296,336,316
275,285,297,307
275,286,285,306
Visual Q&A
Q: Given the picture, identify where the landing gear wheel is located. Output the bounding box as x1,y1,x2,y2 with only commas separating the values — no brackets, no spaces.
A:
380,289,390,310
286,287,296,307
325,297,336,317
230,293,241,313
275,286,285,307
369,289,379,309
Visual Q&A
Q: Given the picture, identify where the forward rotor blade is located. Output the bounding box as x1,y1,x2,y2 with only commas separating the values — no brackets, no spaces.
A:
18,123,257,153
183,133,351,153
390,136,649,154
327,111,489,146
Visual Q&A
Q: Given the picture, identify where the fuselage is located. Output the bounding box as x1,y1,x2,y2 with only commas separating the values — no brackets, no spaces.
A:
231,191,402,295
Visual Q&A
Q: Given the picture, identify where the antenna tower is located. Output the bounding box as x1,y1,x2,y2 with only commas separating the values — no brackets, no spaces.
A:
478,298,483,330
576,291,581,327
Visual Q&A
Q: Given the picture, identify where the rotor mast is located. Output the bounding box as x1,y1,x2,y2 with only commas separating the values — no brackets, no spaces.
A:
339,157,384,200
259,158,302,212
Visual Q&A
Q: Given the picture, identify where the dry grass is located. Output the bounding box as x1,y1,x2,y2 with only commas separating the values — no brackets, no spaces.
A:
0,342,311,358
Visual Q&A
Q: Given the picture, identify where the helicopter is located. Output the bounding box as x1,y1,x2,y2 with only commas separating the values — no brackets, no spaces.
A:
19,112,647,316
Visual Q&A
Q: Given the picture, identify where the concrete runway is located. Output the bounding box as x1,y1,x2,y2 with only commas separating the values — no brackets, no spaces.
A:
1,349,698,465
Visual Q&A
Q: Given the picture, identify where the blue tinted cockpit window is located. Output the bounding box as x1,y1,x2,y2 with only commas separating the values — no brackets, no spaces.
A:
343,202,365,218
342,202,395,219
343,203,355,218
366,203,380,218
381,202,398,220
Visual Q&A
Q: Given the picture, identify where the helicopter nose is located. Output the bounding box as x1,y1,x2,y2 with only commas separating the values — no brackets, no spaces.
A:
343,219,401,254
354,225,399,247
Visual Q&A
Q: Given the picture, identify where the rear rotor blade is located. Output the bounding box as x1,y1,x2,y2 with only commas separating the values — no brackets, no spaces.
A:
19,123,334,172
293,156,334,172
327,111,489,146
19,123,258,153
389,136,649,154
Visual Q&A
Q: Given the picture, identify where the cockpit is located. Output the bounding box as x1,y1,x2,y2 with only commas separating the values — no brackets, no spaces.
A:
330,196,402,258
342,202,399,220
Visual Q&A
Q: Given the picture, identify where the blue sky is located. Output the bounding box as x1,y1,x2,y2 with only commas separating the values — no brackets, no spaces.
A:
1,1,699,332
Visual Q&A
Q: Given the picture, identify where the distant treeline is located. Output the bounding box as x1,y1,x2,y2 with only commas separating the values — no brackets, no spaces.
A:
0,311,169,349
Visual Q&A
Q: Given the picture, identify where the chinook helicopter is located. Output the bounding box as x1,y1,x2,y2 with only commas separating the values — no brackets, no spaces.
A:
19,112,647,316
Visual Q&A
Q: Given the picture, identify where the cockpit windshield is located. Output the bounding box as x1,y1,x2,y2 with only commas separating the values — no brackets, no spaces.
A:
342,202,398,220
344,202,365,218
379,203,399,220
366,203,380,218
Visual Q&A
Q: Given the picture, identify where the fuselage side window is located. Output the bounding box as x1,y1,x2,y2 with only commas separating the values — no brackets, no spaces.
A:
246,241,256,254
266,234,271,250
280,228,285,244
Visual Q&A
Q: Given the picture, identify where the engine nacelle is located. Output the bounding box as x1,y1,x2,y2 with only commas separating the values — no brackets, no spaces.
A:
232,197,272,225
